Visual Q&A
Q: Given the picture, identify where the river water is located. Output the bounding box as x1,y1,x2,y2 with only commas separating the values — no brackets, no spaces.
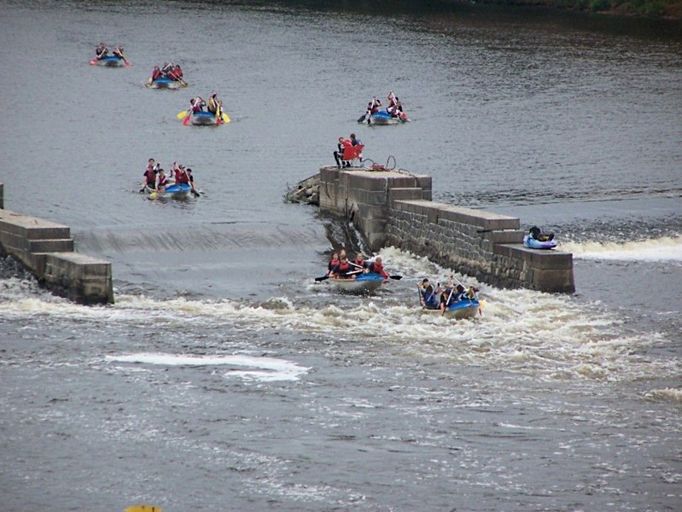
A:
0,1,681,511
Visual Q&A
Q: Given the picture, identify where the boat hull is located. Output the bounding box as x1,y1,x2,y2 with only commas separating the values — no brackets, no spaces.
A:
369,110,408,125
90,56,125,67
330,272,384,294
423,299,481,320
523,235,557,250
146,77,186,89
163,183,191,199
190,111,218,126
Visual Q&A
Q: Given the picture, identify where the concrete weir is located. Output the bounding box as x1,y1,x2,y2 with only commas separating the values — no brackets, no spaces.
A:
0,186,113,304
304,166,574,293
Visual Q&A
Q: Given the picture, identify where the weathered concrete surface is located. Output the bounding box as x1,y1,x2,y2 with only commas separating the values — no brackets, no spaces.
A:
310,167,574,293
0,208,114,304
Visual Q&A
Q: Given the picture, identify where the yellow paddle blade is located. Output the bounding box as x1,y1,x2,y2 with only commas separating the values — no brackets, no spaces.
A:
176,110,188,120
125,505,163,512
221,112,231,123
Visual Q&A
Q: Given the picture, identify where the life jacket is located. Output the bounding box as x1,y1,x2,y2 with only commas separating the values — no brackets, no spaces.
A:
354,258,365,268
157,174,168,187
336,260,352,276
422,287,439,309
370,261,388,279
328,258,339,271
144,169,156,186
175,170,189,184
151,68,162,80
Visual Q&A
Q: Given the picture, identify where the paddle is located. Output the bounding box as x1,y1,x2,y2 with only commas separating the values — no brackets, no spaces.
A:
389,275,402,280
314,268,363,282
357,112,368,123
182,113,191,126
176,110,189,120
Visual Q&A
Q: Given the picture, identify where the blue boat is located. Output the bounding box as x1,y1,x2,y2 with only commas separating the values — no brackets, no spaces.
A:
330,272,385,294
369,109,409,125
190,111,219,126
423,298,481,320
146,76,186,89
163,183,191,199
523,235,557,250
90,55,125,67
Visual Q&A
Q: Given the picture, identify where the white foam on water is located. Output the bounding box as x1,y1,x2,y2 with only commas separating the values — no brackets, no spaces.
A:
105,353,309,382
561,236,682,262
644,388,682,403
2,248,679,383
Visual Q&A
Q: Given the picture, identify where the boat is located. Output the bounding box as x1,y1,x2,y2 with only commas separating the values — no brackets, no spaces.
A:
190,111,219,126
369,110,408,126
145,77,187,89
329,272,385,294
162,183,192,199
423,298,481,320
523,234,557,250
89,55,126,67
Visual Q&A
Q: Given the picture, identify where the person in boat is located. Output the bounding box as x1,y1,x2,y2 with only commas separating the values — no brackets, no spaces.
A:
207,93,222,115
333,136,352,169
361,96,382,124
368,256,389,279
95,43,108,60
330,250,356,279
352,253,368,271
172,163,190,185
150,66,162,82
190,97,206,113
168,64,184,82
386,91,399,116
186,168,198,195
327,252,339,276
438,284,464,313
418,278,441,309
528,226,555,242
112,46,126,62
142,160,157,191
156,168,168,191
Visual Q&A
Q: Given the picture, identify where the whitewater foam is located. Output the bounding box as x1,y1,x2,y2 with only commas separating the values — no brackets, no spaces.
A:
561,236,682,262
105,353,309,382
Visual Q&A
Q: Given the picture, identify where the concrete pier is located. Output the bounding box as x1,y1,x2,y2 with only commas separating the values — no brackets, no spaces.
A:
308,166,574,293
0,185,113,304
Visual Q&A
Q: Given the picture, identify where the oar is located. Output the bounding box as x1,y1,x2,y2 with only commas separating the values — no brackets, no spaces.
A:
176,110,189,120
357,112,368,123
182,113,191,126
314,274,330,282
221,112,231,123
389,275,402,280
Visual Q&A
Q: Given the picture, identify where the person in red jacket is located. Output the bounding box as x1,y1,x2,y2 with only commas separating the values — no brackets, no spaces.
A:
368,256,389,279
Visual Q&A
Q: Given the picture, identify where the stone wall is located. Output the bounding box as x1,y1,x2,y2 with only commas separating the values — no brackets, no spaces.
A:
0,205,114,304
386,200,574,292
315,167,574,293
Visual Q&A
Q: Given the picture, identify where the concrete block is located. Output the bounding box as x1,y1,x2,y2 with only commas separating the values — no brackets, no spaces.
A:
483,230,525,245
388,188,424,202
28,238,74,253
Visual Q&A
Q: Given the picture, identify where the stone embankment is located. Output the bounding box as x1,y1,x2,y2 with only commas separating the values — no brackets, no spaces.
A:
0,184,113,304
289,167,575,293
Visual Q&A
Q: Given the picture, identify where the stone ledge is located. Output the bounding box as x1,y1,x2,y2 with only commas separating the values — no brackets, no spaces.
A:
494,244,573,269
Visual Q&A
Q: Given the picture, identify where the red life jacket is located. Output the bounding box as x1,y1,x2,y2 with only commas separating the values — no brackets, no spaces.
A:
337,260,351,275
176,170,189,184
328,258,339,271
144,169,156,185
157,174,168,187
370,261,388,278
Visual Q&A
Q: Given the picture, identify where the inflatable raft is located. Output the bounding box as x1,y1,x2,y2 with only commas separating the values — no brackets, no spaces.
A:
190,111,219,126
369,110,408,125
523,235,557,250
146,77,187,89
329,272,385,294
423,298,481,320
90,55,126,67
